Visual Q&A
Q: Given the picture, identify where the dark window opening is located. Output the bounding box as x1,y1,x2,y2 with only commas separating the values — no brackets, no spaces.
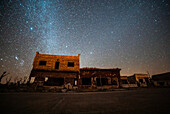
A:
112,80,117,85
128,78,136,84
159,82,165,86
68,62,74,67
139,79,143,83
122,80,128,84
44,78,64,86
129,81,136,84
82,78,91,85
96,78,108,86
39,61,46,65
145,78,149,85
55,62,59,69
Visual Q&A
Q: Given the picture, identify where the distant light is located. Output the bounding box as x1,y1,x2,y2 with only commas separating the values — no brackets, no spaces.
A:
30,27,33,30
15,56,19,60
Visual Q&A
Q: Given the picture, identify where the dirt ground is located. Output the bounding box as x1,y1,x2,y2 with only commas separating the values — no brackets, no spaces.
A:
0,88,170,114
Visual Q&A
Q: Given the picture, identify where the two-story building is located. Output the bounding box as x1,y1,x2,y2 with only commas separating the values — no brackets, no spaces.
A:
29,52,80,88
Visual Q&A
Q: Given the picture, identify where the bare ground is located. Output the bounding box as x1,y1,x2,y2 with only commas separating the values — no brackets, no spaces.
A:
0,88,170,114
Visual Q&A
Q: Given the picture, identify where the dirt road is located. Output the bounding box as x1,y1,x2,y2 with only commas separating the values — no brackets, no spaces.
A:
0,88,170,113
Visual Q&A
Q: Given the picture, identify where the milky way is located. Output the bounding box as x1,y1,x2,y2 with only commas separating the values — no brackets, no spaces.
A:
0,0,170,82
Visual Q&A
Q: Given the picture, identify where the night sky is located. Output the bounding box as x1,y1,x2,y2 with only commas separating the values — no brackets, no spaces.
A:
0,0,169,82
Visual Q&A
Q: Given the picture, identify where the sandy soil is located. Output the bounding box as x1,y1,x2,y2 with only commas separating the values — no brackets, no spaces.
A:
0,88,170,114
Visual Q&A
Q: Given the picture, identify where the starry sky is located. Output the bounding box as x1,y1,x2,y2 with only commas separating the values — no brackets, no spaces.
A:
0,0,170,82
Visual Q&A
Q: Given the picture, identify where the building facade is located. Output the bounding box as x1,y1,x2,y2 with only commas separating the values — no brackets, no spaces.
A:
29,52,121,89
128,74,150,87
120,76,129,88
80,68,121,89
152,72,170,87
29,52,80,88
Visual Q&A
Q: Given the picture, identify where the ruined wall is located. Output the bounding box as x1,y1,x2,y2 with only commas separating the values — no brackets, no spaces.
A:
128,74,149,87
135,74,149,81
79,68,121,87
80,68,120,78
32,52,80,72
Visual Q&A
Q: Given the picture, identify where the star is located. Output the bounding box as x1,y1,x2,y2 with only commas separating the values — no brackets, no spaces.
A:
15,56,19,60
30,27,33,30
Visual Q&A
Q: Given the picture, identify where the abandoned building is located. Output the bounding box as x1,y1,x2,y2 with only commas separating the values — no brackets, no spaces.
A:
29,52,80,89
120,76,139,88
120,76,129,88
80,68,121,89
29,52,121,89
128,74,150,87
152,72,170,87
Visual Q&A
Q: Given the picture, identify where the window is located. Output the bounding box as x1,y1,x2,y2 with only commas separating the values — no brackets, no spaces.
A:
68,62,74,67
129,81,136,84
139,79,143,83
39,61,46,65
96,78,108,86
45,78,64,86
122,80,128,84
111,80,117,85
55,62,59,69
82,78,91,85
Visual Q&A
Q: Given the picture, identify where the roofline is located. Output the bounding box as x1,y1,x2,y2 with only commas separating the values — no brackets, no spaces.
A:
36,52,80,57
133,73,148,75
80,67,121,71
152,72,170,77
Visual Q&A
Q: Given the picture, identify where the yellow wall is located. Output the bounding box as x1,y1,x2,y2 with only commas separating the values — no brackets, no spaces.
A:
33,52,80,72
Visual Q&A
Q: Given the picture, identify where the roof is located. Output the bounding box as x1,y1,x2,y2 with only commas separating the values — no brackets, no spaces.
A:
80,67,121,71
36,52,80,58
134,73,148,75
120,76,128,79
152,72,170,81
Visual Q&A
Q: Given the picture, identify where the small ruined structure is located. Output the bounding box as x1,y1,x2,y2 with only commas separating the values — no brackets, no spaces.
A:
80,68,121,89
29,52,121,89
120,76,129,88
128,74,150,87
152,72,170,87
29,52,80,89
